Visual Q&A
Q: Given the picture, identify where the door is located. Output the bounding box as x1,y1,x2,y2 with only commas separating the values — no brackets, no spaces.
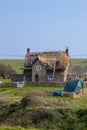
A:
35,74,39,82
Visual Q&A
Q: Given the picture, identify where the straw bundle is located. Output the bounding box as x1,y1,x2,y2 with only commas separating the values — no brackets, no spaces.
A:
62,88,87,98
61,91,74,97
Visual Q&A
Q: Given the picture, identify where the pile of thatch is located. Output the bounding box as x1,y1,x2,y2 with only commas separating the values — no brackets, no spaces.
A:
61,88,87,98
61,79,87,98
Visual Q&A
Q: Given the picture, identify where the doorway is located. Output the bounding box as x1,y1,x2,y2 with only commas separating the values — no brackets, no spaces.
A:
35,74,39,82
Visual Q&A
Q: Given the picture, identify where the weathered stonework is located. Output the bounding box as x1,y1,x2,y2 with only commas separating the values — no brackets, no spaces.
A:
32,60,46,82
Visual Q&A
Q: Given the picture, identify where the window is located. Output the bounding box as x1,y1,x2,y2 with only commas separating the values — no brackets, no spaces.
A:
48,75,54,80
36,65,41,71
76,75,83,79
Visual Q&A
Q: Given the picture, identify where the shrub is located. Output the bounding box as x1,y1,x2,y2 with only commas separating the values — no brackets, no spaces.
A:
0,63,16,79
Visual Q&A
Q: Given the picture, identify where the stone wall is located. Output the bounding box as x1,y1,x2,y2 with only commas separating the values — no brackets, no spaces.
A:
0,82,16,87
54,72,64,82
32,60,65,83
26,81,65,87
32,60,46,82
10,74,24,82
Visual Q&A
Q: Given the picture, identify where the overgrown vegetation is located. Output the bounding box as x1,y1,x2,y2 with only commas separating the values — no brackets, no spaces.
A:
0,86,87,129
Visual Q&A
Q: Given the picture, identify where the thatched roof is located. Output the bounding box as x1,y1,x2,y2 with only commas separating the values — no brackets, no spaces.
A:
24,51,71,70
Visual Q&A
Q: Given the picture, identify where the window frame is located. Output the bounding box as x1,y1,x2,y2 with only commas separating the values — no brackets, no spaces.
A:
36,65,42,71
48,75,54,80
76,75,83,79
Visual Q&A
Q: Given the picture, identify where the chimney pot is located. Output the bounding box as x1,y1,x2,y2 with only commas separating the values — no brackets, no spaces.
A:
27,48,30,54
65,47,69,56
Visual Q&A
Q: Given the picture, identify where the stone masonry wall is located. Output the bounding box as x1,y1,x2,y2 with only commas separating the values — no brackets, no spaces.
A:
32,60,46,82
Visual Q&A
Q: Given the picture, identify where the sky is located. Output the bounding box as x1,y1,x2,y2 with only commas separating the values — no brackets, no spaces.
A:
0,0,87,59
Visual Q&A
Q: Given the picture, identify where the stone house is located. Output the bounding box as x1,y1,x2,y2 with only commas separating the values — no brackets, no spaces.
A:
24,48,71,83
68,66,87,81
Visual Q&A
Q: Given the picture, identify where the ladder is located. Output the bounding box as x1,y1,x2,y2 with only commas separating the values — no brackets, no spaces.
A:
53,55,57,79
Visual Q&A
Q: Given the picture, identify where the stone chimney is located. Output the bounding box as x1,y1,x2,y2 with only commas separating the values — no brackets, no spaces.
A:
27,48,30,54
65,47,69,56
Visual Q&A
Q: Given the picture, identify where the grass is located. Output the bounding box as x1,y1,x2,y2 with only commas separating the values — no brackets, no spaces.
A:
0,85,87,109
0,78,11,82
0,126,41,130
71,58,87,66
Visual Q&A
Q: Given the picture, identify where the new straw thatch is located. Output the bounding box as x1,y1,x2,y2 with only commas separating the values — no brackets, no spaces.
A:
62,79,87,98
24,51,71,70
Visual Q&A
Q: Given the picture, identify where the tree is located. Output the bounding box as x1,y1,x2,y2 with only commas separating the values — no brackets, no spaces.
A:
0,63,16,79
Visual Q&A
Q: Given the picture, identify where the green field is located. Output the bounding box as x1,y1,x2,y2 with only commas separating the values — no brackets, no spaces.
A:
71,58,87,66
0,59,24,74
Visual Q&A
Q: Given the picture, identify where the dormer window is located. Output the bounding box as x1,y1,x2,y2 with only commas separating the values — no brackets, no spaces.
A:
36,65,41,71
